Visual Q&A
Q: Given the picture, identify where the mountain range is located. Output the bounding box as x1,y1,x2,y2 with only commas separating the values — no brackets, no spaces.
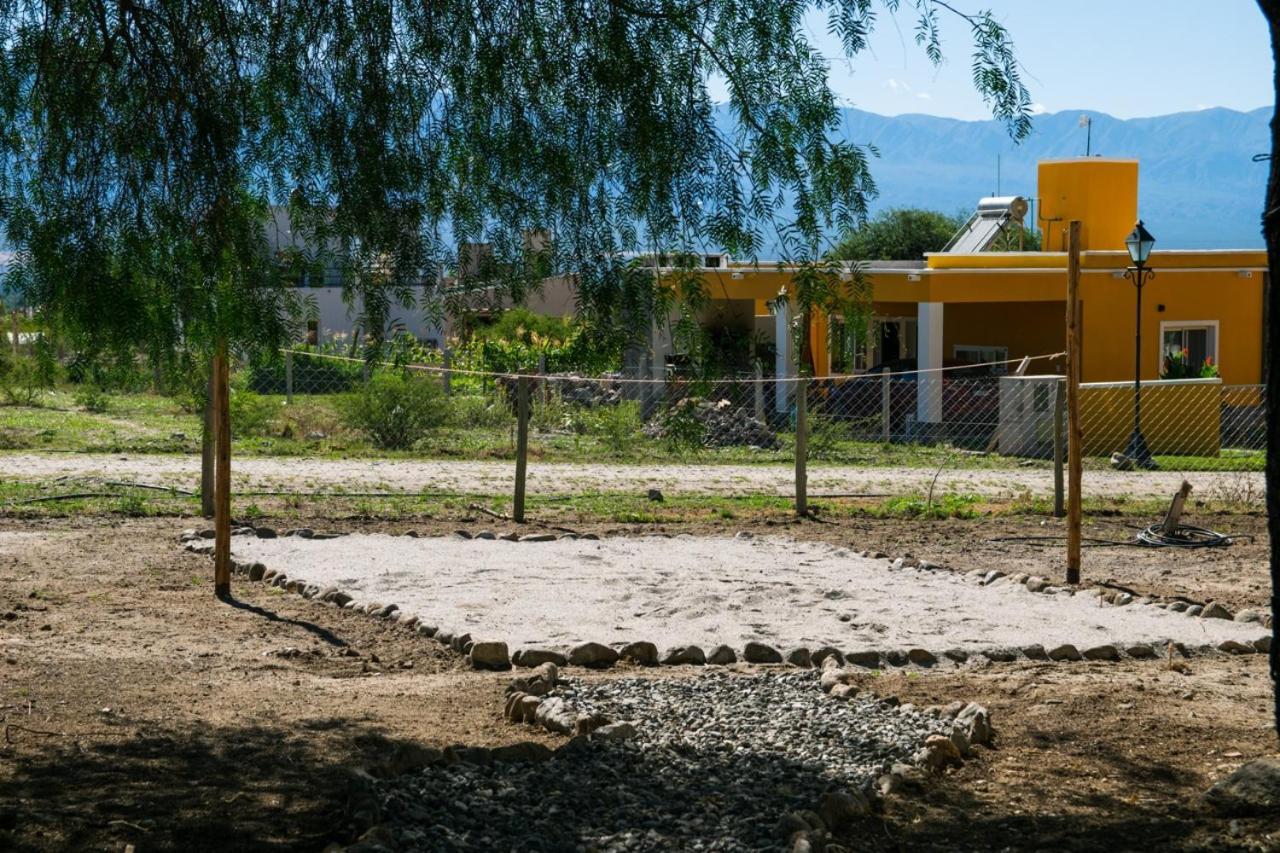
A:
804,105,1272,253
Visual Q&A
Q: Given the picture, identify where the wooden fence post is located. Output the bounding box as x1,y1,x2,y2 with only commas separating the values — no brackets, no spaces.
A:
442,346,452,397
284,348,294,404
1053,378,1066,519
880,369,891,442
212,344,232,598
753,361,764,422
201,371,215,518
795,377,808,516
513,375,530,523
1066,221,1083,585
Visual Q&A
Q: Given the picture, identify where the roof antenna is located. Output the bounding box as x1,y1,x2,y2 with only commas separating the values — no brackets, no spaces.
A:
1079,114,1092,157
996,153,1001,196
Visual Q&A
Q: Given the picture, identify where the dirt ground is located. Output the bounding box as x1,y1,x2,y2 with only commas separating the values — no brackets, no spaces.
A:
1,512,1277,852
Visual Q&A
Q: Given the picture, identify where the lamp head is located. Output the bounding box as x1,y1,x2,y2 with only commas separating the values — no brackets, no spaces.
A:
1125,220,1155,266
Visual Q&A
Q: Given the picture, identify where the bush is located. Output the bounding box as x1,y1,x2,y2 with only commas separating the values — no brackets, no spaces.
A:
0,356,50,406
74,384,111,413
229,385,279,436
448,393,512,430
585,401,641,454
340,372,448,449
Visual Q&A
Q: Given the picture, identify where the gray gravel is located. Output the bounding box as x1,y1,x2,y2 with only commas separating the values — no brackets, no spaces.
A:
371,671,946,852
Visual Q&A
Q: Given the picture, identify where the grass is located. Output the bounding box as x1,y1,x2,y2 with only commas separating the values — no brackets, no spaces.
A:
0,385,1265,472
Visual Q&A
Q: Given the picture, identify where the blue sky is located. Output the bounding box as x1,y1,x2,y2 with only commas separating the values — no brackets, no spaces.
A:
711,1,1273,119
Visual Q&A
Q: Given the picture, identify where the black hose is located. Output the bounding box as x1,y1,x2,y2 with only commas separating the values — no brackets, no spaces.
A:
1136,523,1235,548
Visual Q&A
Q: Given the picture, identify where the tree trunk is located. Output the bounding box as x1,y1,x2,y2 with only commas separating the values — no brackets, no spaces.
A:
212,344,232,599
1256,0,1280,737
201,370,215,518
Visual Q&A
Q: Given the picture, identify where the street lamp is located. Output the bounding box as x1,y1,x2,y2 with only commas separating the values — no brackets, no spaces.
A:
1122,220,1157,469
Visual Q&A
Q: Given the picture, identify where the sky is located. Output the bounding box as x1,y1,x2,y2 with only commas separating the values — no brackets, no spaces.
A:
710,1,1274,119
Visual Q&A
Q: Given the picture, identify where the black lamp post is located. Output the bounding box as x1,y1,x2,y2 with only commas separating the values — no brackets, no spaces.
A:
1122,220,1157,469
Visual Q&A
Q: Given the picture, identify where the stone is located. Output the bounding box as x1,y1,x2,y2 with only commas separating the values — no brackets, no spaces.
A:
785,647,813,668
906,648,937,666
575,712,611,736
508,663,559,697
1167,601,1189,613
820,668,854,692
1082,644,1120,662
1021,644,1048,660
1113,593,1134,607
592,722,637,741
473,530,497,540
451,529,472,539
706,644,738,666
1201,602,1233,620
1185,605,1204,617
468,641,511,670
942,649,969,663
499,532,520,542
983,648,1017,663
518,533,558,543
256,526,278,539
247,563,266,581
775,812,810,841
519,695,542,723
504,691,526,722
954,703,993,746
845,650,881,668
982,570,1005,586
1234,609,1262,623
661,645,706,666
568,642,619,668
811,647,844,668
817,790,870,829
1203,758,1280,817
884,650,908,667
1025,576,1049,593
743,642,783,664
512,648,568,668
646,488,664,502
828,683,856,700
618,641,659,666
1047,644,1082,661
916,734,962,773
533,697,577,735
415,623,436,637
948,725,972,758
1125,644,1158,660
487,742,553,763
1217,639,1253,655
1253,636,1272,654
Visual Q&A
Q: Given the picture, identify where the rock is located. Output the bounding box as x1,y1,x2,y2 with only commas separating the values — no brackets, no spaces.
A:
1021,644,1048,660
533,697,577,735
518,533,558,543
982,570,1005,585
1253,636,1272,654
518,695,542,723
1025,576,1049,593
504,691,527,722
817,790,870,829
509,663,560,696
948,725,972,758
1234,609,1262,623
1125,644,1158,660
828,683,857,699
1167,601,1189,613
706,644,737,666
618,641,659,666
592,722,637,741
820,668,854,692
575,712,612,736
775,812,810,841
983,648,1017,663
954,703,993,746
247,563,266,581
376,603,399,619
906,648,937,666
499,532,520,542
1217,639,1253,655
416,623,436,637
1113,593,1134,606
1185,605,1204,617
451,530,472,540
646,488,664,502
468,641,511,670
473,530,497,540
743,642,783,664
512,648,568,668
1082,644,1120,662
1047,644,1082,662
255,526,278,539
916,734,962,773
1109,451,1135,471
568,642,619,668
1201,602,1233,620
811,647,844,668
661,645,706,666
1203,758,1280,817
487,741,553,763
785,647,813,668
942,649,969,663
845,650,880,668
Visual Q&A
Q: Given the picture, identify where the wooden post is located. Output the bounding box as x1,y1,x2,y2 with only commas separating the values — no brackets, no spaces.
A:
513,375,530,523
284,348,294,404
212,344,232,598
442,346,452,397
1066,221,1083,585
201,371,215,518
795,377,808,516
753,361,764,421
880,370,891,442
1053,378,1066,519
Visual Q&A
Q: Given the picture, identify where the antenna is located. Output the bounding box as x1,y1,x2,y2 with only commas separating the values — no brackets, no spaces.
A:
1079,114,1092,157
996,153,1001,196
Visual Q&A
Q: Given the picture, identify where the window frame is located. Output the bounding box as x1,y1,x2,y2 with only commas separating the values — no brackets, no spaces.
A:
1159,320,1219,372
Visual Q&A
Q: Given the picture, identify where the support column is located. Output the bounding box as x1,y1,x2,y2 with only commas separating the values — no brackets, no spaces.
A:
916,301,944,426
774,300,794,414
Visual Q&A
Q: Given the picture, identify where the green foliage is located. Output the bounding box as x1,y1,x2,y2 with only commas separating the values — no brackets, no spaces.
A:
831,209,963,261
229,384,279,437
0,356,50,406
339,372,448,450
74,384,111,414
447,394,513,430
882,493,982,519
652,398,707,455
1162,348,1219,380
584,402,642,454
0,2,1030,365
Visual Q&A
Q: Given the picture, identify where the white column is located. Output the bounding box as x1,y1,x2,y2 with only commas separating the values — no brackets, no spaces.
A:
916,301,944,424
774,300,794,413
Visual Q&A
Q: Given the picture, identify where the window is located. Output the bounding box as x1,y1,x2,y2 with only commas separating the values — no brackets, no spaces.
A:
953,345,1009,372
1160,321,1218,378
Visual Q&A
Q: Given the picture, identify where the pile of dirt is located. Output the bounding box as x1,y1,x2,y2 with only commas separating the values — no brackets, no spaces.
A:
644,398,780,449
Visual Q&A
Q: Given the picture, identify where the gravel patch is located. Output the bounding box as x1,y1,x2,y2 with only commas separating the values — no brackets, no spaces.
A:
372,671,943,851
1,451,1260,500
230,534,1266,653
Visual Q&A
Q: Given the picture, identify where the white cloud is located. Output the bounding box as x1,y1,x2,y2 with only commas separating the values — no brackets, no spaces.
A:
1028,102,1049,115
916,92,932,100
884,77,913,92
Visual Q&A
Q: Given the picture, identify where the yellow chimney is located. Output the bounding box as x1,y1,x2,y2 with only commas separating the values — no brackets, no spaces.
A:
1036,158,1139,252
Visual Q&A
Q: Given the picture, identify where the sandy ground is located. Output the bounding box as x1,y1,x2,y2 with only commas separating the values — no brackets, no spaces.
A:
0,451,1264,500
230,533,1268,653
1,517,1277,852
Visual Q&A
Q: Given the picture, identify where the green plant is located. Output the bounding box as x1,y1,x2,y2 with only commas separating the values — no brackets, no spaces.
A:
74,384,111,413
0,356,50,406
340,371,447,450
586,401,641,454
653,398,706,455
229,384,279,436
448,393,512,430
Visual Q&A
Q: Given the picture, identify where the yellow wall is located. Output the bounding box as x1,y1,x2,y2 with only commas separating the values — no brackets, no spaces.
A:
942,301,1065,368
1037,159,1139,252
1079,380,1221,457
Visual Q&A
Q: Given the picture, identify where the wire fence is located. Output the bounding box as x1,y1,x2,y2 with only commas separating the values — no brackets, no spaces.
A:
0,345,1266,509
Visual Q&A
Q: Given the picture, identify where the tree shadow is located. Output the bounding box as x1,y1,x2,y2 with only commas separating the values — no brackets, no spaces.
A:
219,594,348,648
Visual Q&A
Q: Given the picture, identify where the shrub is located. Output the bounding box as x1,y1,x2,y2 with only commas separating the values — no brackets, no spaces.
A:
448,393,512,430
74,384,111,413
585,401,641,454
339,372,448,449
0,356,50,406
229,385,279,436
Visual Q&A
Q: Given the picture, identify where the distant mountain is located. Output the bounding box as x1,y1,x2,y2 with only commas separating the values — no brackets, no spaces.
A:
740,106,1272,254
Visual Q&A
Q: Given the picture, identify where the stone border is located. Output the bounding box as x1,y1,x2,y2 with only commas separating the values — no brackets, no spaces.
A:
181,527,1273,671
